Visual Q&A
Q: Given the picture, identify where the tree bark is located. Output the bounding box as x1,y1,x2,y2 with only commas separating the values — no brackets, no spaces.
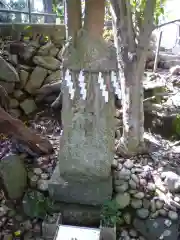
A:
84,0,105,38
116,60,145,156
65,0,82,40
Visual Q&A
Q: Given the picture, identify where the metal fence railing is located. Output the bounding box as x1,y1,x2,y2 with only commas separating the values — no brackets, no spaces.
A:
0,0,56,23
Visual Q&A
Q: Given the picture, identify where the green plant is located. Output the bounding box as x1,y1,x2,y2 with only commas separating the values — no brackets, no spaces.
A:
100,200,121,227
173,114,180,137
103,28,113,42
23,190,54,219
52,0,64,22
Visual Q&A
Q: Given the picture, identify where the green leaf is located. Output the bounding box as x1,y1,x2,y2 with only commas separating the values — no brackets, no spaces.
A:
23,190,54,219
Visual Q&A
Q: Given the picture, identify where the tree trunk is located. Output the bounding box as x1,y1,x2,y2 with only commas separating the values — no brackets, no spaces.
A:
84,0,105,38
114,23,147,156
65,0,82,40
109,0,156,156
111,15,145,156
117,60,145,156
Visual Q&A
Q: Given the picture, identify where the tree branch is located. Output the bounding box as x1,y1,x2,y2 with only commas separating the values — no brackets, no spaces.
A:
137,0,156,60
134,10,141,41
110,0,137,58
110,0,127,45
154,19,180,30
125,0,136,51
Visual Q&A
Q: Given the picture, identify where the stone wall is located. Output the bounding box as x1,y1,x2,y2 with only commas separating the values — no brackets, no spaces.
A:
0,23,65,119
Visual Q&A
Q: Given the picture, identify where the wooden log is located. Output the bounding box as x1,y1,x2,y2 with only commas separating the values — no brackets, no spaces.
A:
0,107,53,155
0,84,53,155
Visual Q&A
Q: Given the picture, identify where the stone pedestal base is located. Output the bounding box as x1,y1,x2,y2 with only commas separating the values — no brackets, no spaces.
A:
51,202,100,226
48,166,112,206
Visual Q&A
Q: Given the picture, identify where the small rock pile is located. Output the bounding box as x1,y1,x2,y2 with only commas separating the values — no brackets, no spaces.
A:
0,40,63,118
112,151,180,239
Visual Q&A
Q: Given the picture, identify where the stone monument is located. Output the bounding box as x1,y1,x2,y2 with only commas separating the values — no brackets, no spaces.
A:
48,68,121,206
48,30,120,207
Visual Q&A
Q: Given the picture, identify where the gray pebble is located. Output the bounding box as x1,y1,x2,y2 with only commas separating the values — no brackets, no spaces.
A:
147,182,155,191
114,179,127,186
168,210,178,220
37,179,49,191
117,163,123,170
129,179,137,189
158,209,167,216
150,200,156,212
129,229,137,237
155,200,164,209
164,219,172,227
124,159,134,169
143,199,150,209
119,168,131,180
115,192,131,209
131,174,139,184
139,178,147,186
150,211,159,218
133,192,145,199
33,168,43,175
129,189,138,194
121,230,129,237
40,173,49,180
131,199,143,209
136,208,149,219
115,183,129,193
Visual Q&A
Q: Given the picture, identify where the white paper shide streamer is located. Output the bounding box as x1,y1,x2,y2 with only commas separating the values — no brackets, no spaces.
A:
65,69,75,99
98,72,109,103
79,71,87,100
111,71,121,99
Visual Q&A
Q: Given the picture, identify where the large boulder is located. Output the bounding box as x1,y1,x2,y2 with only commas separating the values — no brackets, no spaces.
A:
0,80,15,94
33,56,60,71
0,56,19,82
44,70,62,84
0,154,27,199
20,99,37,115
25,66,48,94
19,69,29,88
38,42,59,57
19,42,39,63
